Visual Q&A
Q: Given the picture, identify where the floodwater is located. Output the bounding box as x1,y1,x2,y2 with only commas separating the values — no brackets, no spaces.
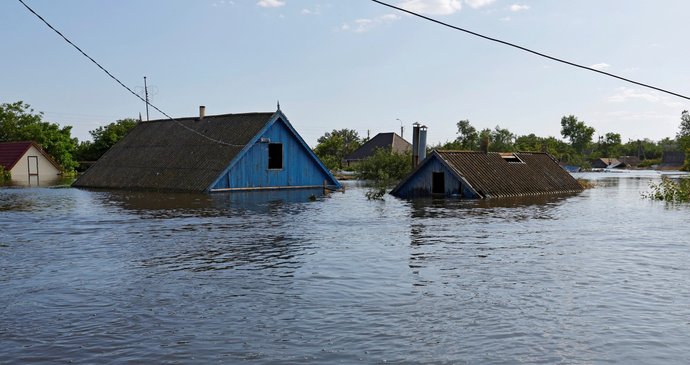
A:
1,171,689,364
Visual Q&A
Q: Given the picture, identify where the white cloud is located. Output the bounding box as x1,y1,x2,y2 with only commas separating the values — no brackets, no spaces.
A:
212,0,235,7
509,4,529,12
465,0,495,9
590,63,611,71
607,87,683,107
499,16,511,21
398,0,462,15
608,87,658,103
342,13,400,33
257,0,285,8
301,5,321,15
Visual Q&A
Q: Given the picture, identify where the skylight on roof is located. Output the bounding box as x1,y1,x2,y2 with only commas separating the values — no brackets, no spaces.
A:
500,153,524,164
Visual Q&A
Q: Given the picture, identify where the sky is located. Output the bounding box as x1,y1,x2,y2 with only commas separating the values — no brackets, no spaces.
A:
2,0,690,147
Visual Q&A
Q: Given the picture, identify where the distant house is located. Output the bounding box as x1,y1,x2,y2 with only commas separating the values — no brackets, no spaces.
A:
73,109,341,193
391,150,583,199
591,158,623,169
617,156,641,168
0,141,62,185
345,132,412,165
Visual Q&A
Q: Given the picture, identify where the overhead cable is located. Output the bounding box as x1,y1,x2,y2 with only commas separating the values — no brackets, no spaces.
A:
17,0,245,147
370,0,690,101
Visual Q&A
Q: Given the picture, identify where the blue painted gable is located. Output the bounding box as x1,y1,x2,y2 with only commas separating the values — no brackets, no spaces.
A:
390,153,478,199
210,114,340,191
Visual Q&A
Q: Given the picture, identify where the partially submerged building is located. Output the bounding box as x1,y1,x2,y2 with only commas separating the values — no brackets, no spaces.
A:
73,108,341,193
0,141,62,185
591,157,623,169
391,150,583,199
344,132,412,165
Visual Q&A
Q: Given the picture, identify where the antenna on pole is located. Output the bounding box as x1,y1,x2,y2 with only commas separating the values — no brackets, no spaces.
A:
144,76,150,122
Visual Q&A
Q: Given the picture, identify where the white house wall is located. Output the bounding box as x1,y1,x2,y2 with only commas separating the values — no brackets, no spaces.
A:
9,145,61,184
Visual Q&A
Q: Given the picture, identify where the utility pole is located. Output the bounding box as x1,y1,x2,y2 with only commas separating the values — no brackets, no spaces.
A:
144,76,150,122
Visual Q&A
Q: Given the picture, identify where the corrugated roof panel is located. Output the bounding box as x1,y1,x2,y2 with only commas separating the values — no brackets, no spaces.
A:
437,151,583,198
73,112,275,192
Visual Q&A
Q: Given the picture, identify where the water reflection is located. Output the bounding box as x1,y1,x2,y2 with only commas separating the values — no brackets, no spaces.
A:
4,176,74,188
88,188,329,217
406,193,579,291
407,193,577,219
3,173,690,364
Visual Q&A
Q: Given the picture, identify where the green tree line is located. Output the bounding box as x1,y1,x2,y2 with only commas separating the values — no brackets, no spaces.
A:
0,101,137,173
3,100,690,175
432,114,690,169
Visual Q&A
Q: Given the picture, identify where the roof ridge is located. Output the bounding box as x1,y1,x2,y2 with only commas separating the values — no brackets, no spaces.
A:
145,111,275,124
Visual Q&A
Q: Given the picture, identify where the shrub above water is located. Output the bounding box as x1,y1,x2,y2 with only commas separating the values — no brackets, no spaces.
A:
354,148,411,200
643,176,690,203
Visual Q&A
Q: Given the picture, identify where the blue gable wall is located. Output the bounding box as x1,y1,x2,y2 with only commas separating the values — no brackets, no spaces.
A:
211,117,340,191
391,155,478,199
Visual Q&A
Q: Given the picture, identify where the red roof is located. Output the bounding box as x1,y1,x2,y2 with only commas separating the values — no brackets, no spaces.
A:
0,141,61,171
0,141,34,170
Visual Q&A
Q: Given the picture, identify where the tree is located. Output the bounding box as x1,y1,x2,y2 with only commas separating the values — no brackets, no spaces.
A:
490,125,515,152
354,148,411,200
677,110,690,171
455,119,478,150
0,101,78,171
676,110,690,150
620,139,662,160
560,115,595,154
599,132,622,157
678,110,690,139
476,126,515,152
514,133,542,152
313,129,362,170
75,118,138,162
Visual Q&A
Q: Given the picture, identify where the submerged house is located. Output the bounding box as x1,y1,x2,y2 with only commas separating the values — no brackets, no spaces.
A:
0,141,62,185
391,150,583,199
73,108,341,192
591,157,623,169
345,132,412,165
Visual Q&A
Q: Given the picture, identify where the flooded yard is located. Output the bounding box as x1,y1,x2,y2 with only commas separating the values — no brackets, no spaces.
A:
1,171,689,364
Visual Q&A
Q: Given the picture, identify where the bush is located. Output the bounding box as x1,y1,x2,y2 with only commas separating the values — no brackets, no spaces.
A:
354,148,411,200
0,166,10,183
643,176,690,203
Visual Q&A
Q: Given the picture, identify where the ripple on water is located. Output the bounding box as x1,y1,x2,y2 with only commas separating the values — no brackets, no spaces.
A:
1,175,690,364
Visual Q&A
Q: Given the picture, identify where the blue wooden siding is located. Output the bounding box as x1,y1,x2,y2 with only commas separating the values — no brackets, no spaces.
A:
211,118,338,190
392,156,478,199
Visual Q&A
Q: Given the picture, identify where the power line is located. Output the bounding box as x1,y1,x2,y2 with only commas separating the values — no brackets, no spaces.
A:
370,0,690,101
17,0,245,147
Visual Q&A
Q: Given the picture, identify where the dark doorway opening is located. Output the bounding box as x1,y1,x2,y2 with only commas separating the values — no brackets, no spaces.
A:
268,143,283,169
432,172,445,194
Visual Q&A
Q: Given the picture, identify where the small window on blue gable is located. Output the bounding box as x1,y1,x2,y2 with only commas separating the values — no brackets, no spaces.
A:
268,143,283,169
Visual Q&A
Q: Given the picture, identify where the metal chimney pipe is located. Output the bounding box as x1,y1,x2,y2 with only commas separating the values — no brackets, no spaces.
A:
418,125,427,161
199,105,206,120
412,123,420,168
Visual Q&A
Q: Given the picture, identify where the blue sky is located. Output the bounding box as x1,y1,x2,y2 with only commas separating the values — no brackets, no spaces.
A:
2,0,689,147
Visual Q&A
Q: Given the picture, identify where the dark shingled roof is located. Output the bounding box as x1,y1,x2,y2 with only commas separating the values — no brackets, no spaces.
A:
0,141,61,171
73,112,275,192
427,150,582,198
345,132,412,161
